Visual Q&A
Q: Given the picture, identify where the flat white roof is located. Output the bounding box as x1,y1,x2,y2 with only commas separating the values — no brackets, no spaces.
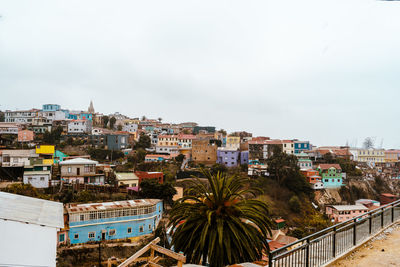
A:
59,157,98,165
330,204,368,211
0,192,64,228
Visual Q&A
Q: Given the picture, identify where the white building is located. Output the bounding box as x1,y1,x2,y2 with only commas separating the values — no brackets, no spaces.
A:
4,109,39,124
122,123,138,133
0,122,20,135
38,110,67,122
0,192,64,267
0,149,38,167
23,171,51,188
68,120,92,134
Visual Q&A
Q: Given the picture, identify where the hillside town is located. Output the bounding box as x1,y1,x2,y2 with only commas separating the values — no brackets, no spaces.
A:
1,102,400,266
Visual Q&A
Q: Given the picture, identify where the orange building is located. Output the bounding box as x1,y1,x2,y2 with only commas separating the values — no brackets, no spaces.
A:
18,129,34,142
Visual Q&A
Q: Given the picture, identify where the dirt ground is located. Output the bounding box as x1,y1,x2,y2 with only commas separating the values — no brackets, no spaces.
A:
330,224,400,267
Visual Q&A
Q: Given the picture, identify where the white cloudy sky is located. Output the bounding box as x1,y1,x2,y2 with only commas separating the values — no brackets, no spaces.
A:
1,0,400,148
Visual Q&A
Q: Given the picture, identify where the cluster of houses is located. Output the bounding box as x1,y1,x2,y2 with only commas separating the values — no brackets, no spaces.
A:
2,102,400,191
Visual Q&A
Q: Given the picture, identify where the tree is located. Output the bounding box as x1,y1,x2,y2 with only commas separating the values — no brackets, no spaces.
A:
139,180,177,207
109,117,116,129
43,126,63,145
158,117,162,123
267,145,313,197
0,111,4,122
363,137,374,149
169,171,273,267
141,115,147,121
134,133,151,149
103,116,109,128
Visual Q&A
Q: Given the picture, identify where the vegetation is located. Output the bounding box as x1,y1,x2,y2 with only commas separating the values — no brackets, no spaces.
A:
43,126,63,145
109,117,116,129
139,180,177,207
266,145,313,198
134,133,151,149
103,115,109,128
169,171,273,267
87,148,124,161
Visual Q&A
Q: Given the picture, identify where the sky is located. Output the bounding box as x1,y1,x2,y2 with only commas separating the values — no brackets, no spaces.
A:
1,0,400,148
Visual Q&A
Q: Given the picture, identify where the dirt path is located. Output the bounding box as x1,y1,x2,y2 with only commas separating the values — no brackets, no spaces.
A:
330,224,400,267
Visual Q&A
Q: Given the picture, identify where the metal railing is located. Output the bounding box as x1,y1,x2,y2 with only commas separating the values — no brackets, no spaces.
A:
268,199,400,267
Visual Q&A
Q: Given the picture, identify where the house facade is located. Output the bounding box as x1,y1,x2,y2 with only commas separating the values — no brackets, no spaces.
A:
4,109,39,124
66,199,163,244
23,171,51,188
192,139,218,165
217,148,240,167
18,129,34,143
156,135,179,154
294,140,311,154
325,204,368,223
60,158,104,185
316,164,343,188
67,120,92,134
0,122,20,135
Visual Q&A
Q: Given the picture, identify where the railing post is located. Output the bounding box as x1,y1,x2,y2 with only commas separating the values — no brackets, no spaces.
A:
392,205,394,223
381,208,384,228
332,226,337,257
305,238,310,267
353,218,357,246
268,251,274,267
369,214,372,234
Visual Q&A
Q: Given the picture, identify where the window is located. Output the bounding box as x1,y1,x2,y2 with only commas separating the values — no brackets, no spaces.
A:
68,167,72,173
74,233,79,239
40,177,45,181
109,229,116,236
149,224,152,230
139,226,144,232
80,214,84,221
324,179,328,182
88,232,95,238
127,227,132,233
59,234,65,242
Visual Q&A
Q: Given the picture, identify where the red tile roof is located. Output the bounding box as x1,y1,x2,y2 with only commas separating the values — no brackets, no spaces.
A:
317,164,342,170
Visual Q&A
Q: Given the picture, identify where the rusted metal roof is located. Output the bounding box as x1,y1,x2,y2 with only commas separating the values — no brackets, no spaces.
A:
67,199,161,213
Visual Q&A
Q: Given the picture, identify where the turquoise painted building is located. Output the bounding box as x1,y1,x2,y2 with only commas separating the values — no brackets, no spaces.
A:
316,164,343,188
66,199,163,244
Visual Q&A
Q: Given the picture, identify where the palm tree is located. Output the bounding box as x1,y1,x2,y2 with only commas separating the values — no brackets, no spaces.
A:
169,171,273,267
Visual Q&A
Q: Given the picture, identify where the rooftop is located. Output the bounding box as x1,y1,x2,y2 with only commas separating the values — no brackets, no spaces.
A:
59,157,98,165
329,204,368,211
0,192,64,228
67,199,161,213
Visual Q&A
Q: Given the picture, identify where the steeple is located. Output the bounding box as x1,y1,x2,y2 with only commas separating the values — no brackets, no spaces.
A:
88,100,95,113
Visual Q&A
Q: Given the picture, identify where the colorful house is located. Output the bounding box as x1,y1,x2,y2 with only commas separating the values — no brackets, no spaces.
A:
35,145,55,165
316,164,343,188
294,140,311,154
217,148,240,167
325,204,368,223
300,169,323,189
18,129,34,143
66,199,163,244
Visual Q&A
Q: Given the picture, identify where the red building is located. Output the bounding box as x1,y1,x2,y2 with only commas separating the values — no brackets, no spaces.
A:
380,193,400,205
135,171,164,187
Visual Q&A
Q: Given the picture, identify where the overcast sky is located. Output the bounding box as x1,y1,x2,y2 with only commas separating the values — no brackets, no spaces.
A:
1,0,400,148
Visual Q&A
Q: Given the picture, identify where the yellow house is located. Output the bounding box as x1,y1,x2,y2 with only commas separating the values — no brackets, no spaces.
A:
226,136,240,150
35,145,55,165
385,150,399,163
355,148,385,163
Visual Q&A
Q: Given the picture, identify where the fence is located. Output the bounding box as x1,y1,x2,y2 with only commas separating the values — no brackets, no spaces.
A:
268,199,400,267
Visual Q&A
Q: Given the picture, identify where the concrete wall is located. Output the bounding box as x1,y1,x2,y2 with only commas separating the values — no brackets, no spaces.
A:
23,174,50,188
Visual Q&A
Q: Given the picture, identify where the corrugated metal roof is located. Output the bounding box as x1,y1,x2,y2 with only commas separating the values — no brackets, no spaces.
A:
23,171,52,175
67,199,161,213
0,192,64,228
330,204,368,211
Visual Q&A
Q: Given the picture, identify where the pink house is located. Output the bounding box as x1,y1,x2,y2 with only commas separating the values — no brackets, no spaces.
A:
325,204,369,223
18,129,34,142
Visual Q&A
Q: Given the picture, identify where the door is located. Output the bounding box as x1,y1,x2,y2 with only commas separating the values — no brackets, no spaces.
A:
77,167,80,175
101,232,106,240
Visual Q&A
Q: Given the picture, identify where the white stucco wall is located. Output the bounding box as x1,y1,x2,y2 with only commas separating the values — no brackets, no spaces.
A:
23,174,50,188
0,219,58,267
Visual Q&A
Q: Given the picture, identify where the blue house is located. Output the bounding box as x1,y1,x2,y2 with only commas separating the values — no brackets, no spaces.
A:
294,140,311,154
42,104,61,111
67,199,163,244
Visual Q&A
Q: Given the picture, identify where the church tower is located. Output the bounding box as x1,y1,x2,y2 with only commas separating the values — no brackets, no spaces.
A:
88,100,95,114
